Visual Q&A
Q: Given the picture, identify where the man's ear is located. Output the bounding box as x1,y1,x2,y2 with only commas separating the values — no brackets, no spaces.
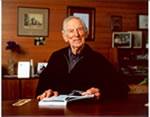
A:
62,31,68,42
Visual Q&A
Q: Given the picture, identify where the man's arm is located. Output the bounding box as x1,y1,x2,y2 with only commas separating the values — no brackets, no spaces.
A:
92,52,130,101
35,53,59,98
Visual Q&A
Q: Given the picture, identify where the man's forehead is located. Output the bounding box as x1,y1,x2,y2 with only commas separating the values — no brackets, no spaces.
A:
66,19,83,29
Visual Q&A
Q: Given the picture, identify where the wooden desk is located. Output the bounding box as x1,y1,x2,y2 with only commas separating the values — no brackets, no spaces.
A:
2,94,148,117
2,77,39,100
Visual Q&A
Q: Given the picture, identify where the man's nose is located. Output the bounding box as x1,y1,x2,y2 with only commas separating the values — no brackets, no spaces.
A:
74,29,79,36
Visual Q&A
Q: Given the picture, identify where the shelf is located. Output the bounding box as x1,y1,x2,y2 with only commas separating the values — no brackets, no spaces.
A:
118,48,148,84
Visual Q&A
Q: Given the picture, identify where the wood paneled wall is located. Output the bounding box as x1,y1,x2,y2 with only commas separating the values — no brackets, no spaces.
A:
2,0,148,74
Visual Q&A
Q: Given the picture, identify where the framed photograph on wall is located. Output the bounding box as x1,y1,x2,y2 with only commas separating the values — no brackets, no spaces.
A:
128,31,142,48
18,7,49,36
112,32,132,48
111,16,122,31
137,14,148,30
67,6,95,41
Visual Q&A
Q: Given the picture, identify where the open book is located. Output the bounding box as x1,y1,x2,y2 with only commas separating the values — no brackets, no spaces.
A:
38,91,94,108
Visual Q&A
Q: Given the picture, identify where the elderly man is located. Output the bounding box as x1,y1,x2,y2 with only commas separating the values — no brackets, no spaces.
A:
36,16,129,101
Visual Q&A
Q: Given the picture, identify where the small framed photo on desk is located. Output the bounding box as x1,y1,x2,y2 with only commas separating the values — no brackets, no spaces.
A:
18,61,30,78
37,62,48,74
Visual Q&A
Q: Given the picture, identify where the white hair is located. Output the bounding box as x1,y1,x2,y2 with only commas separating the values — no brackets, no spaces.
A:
62,16,88,34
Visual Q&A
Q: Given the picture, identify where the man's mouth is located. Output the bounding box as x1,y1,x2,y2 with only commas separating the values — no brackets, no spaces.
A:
74,39,81,43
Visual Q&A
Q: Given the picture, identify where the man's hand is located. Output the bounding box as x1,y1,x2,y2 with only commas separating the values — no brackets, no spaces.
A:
82,87,100,100
37,89,58,101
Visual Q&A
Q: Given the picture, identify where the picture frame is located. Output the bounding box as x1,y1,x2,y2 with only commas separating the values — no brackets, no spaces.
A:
128,31,142,48
34,37,46,46
18,7,49,37
67,6,95,41
111,16,122,31
112,32,132,48
37,62,48,74
137,14,148,30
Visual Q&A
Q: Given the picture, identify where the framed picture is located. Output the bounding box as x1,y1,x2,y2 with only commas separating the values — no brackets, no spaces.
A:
112,32,132,48
34,37,46,46
128,31,142,48
111,16,122,31
37,62,48,74
18,7,49,36
67,6,95,41
137,14,148,30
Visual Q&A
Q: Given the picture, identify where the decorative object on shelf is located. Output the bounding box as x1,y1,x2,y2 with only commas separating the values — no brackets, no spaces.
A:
121,65,148,75
112,32,132,48
145,36,148,48
128,31,142,48
18,7,49,37
133,78,148,92
6,41,20,52
7,59,15,75
136,54,148,60
30,59,34,77
6,41,21,75
111,16,122,31
67,6,95,41
137,78,148,87
137,14,148,30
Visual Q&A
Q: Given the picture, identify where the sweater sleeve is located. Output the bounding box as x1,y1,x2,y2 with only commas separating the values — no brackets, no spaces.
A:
35,53,58,98
93,53,130,101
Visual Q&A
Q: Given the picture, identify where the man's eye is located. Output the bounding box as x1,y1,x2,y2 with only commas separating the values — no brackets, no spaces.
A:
67,30,74,33
77,27,84,32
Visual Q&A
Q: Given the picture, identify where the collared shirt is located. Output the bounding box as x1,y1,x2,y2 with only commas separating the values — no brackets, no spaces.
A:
67,47,85,73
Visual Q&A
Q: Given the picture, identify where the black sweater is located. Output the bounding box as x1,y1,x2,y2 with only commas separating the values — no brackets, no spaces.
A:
36,44,130,101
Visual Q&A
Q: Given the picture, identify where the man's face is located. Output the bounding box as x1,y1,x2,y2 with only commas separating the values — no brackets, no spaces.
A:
62,18,87,49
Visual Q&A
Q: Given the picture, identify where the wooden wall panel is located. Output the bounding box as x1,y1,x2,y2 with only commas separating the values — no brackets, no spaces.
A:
2,0,148,74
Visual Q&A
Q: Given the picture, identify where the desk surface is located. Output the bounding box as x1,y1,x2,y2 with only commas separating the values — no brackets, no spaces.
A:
2,94,148,117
